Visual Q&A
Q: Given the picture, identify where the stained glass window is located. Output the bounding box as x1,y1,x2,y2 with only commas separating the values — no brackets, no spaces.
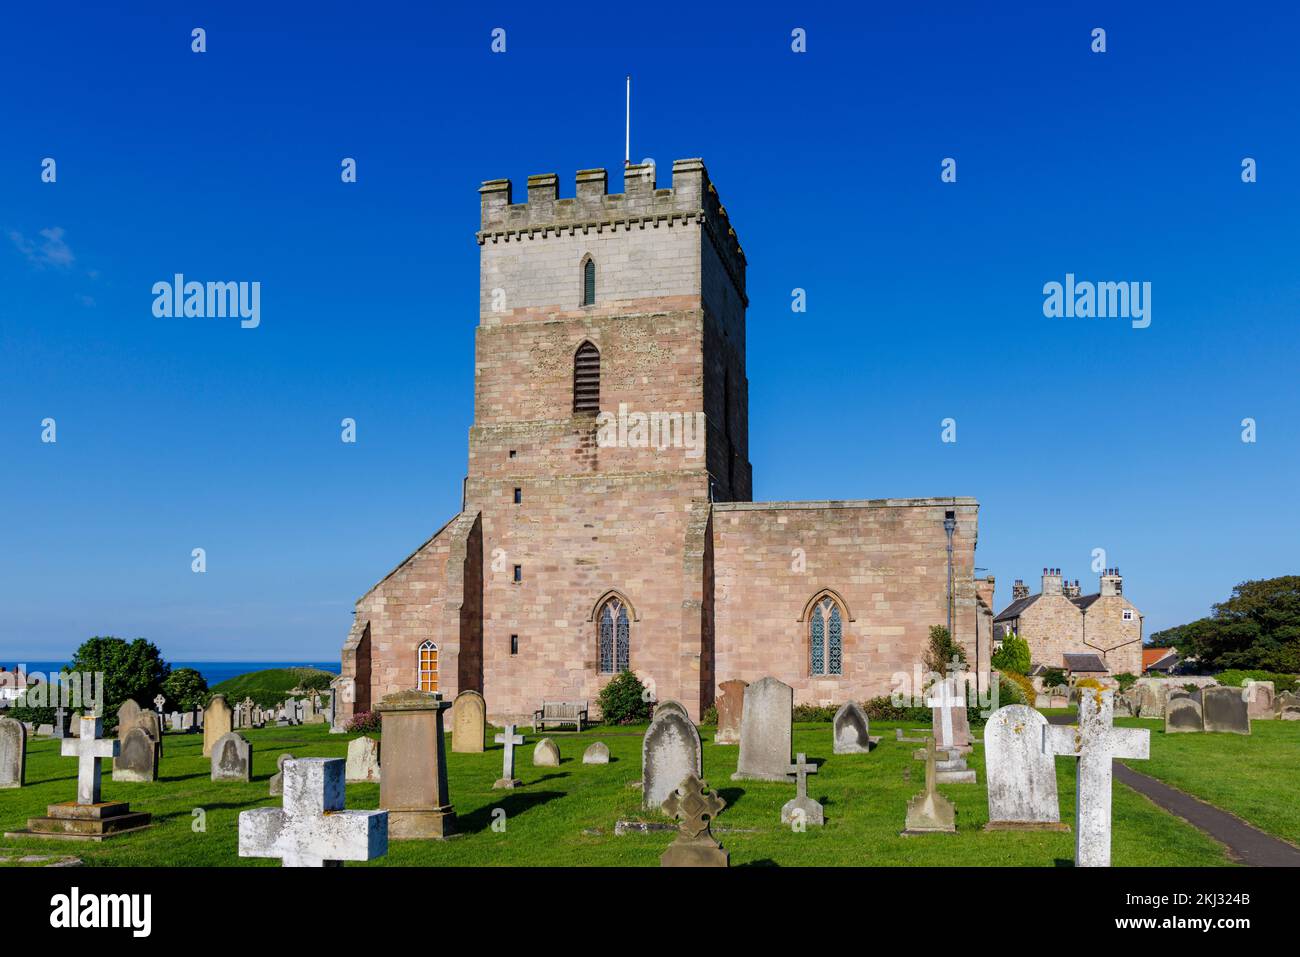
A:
599,597,630,674
599,605,614,673
810,596,844,676
616,603,630,672
828,602,842,675
810,605,825,675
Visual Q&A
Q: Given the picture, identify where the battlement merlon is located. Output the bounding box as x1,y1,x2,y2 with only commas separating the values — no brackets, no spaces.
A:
477,158,746,295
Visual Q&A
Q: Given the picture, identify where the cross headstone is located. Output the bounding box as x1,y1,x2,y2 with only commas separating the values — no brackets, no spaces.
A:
1043,688,1149,866
153,694,166,716
63,715,119,805
53,702,66,740
493,725,524,789
660,773,728,867
926,677,969,749
780,752,823,826
903,736,956,834
238,757,387,867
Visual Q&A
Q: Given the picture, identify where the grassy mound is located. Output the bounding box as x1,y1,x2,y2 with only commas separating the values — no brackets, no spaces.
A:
211,667,335,708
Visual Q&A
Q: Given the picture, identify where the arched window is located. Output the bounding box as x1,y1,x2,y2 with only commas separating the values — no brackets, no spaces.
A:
809,596,843,676
573,341,600,413
582,256,596,306
598,597,630,674
417,640,439,692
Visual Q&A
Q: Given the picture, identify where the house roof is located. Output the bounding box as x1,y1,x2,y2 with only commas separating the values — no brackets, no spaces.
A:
994,595,1038,622
1143,647,1179,672
1063,653,1109,673
1071,593,1103,610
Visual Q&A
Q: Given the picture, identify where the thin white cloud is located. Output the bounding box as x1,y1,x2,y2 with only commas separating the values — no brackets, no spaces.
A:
9,226,75,268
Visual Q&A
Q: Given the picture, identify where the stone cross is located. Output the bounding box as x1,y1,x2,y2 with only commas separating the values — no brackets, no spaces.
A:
926,677,962,749
1043,688,1149,867
663,773,726,841
494,724,524,784
238,757,387,867
53,702,66,740
153,694,166,715
791,752,817,801
62,716,118,805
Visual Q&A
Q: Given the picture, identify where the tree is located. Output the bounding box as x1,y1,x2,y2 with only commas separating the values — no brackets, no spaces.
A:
596,670,651,725
990,632,1031,675
1154,577,1300,672
922,625,967,678
68,636,171,730
162,668,209,711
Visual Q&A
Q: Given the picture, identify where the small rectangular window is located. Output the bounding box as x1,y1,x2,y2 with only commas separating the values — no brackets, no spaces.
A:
510,634,519,655
513,487,522,504
508,450,516,458
513,565,522,583
1122,609,1134,621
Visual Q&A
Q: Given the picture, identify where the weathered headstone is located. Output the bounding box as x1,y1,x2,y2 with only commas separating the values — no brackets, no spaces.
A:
654,699,690,720
493,725,524,789
116,699,142,740
928,677,971,749
660,773,728,867
1044,689,1150,867
169,711,182,732
1243,681,1275,721
533,738,560,767
211,732,253,782
983,705,1064,830
203,694,233,757
0,716,26,789
270,753,294,797
643,708,703,811
112,726,159,783
731,676,792,782
1202,686,1251,735
451,690,486,753
376,689,456,839
1165,696,1204,734
902,737,956,835
780,753,823,826
713,679,747,745
239,757,388,867
582,741,610,764
345,736,381,784
832,700,873,754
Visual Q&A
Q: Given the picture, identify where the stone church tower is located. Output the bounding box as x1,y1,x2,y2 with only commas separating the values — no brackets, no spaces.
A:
338,160,981,725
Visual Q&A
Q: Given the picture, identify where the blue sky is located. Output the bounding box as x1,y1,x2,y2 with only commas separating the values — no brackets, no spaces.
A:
3,1,1297,660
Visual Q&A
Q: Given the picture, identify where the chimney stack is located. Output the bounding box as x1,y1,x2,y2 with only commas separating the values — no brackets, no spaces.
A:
1011,579,1029,601
1100,566,1123,597
1042,566,1063,597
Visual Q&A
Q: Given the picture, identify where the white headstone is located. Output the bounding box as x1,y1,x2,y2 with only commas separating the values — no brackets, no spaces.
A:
984,704,1061,826
63,715,119,805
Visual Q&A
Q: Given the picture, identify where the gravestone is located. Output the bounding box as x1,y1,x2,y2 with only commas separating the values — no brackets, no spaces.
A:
376,689,456,839
0,716,26,788
1243,681,1275,720
153,694,166,716
780,753,823,826
582,741,610,764
654,700,690,720
643,708,703,811
983,705,1064,829
270,753,294,797
928,677,971,749
660,773,729,867
451,690,486,753
533,738,560,767
1165,696,1204,733
1134,682,1166,719
112,726,159,783
346,736,381,784
1044,689,1149,867
133,711,163,759
239,757,388,867
211,732,253,782
203,694,233,757
53,702,67,739
493,725,524,789
713,679,747,745
832,700,873,754
902,737,956,835
1202,686,1251,735
731,676,793,782
4,716,151,841
116,699,142,739
169,712,183,732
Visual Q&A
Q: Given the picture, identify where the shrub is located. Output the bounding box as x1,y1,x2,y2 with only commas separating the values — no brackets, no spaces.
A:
922,625,967,677
1075,677,1103,690
999,671,1036,706
699,703,718,726
863,696,930,724
596,670,651,725
1215,669,1297,694
345,711,381,734
1040,667,1067,688
793,703,837,723
1113,672,1138,691
991,634,1031,675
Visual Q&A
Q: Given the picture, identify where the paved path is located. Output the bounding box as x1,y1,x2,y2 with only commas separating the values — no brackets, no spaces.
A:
1047,712,1300,866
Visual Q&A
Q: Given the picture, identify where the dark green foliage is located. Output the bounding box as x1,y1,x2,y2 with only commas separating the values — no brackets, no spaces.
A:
68,636,170,732
1113,672,1139,691
1150,576,1300,672
212,667,336,709
596,670,651,725
990,633,1031,674
1040,667,1067,689
863,696,931,723
793,703,837,722
1214,670,1298,694
700,703,718,726
162,668,209,711
922,625,967,676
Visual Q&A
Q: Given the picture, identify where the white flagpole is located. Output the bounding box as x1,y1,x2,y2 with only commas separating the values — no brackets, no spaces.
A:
625,74,631,167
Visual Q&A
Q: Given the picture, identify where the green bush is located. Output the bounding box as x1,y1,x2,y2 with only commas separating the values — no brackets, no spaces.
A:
700,703,718,726
793,703,837,722
922,625,967,676
1214,669,1297,694
1040,667,1067,689
991,633,1031,674
596,670,652,725
863,696,931,724
999,671,1035,706
1113,672,1139,691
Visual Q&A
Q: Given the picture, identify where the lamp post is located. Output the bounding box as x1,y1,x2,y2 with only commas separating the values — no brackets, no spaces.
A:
943,511,957,646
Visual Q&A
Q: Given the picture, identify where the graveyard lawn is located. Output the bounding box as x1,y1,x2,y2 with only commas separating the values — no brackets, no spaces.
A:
0,720,1236,867
1116,716,1300,848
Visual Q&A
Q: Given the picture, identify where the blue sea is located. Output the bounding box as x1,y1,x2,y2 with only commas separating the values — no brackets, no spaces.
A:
9,660,340,687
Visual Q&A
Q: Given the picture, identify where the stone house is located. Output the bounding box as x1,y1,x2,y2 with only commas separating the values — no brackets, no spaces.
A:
993,567,1143,677
336,159,983,725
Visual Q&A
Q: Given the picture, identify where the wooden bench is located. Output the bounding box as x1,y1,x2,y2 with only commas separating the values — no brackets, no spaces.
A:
532,700,588,734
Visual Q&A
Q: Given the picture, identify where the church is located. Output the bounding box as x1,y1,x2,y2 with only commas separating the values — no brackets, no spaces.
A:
336,159,982,725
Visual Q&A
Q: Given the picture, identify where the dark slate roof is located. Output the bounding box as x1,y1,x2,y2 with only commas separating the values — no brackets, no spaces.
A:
1063,653,1109,673
1027,664,1049,677
1071,593,1103,611
994,595,1039,622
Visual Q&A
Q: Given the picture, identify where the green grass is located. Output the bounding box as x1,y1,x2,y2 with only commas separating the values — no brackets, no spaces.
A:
210,668,334,708
1118,716,1300,847
0,719,1234,866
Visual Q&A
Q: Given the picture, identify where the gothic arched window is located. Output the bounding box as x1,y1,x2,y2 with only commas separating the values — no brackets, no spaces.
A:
809,596,843,676
598,597,631,674
582,256,596,306
417,640,439,692
573,340,600,413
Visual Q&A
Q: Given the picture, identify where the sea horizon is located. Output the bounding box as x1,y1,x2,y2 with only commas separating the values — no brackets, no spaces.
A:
5,659,341,688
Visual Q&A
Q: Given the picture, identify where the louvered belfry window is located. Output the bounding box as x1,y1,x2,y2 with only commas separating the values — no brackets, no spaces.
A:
573,341,600,413
582,257,596,305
